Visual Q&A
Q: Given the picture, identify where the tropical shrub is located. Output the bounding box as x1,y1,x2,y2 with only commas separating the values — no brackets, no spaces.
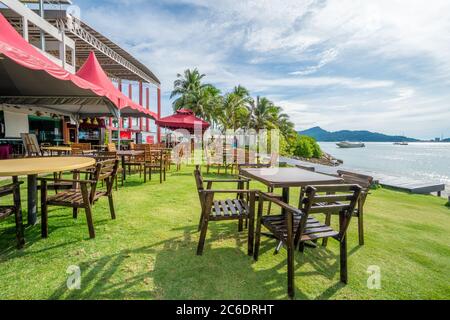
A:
293,135,322,159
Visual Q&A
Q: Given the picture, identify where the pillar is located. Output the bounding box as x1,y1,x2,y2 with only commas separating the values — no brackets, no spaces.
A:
146,87,150,132
128,83,133,129
139,81,143,131
157,87,161,143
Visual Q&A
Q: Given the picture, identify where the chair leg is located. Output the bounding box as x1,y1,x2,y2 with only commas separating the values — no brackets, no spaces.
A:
115,175,118,191
197,211,204,232
144,166,147,183
197,217,209,256
73,208,78,219
340,236,348,284
253,201,263,261
238,218,244,232
80,184,95,239
287,239,295,299
322,213,332,247
108,194,116,220
358,207,364,246
248,214,255,256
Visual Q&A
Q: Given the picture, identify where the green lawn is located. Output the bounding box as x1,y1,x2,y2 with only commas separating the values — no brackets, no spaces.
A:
0,166,449,300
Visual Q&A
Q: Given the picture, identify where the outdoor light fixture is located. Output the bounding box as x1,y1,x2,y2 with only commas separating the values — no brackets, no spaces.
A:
86,118,92,124
79,119,84,124
93,118,98,125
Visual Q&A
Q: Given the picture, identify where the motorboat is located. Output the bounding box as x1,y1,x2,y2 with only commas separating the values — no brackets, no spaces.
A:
336,141,366,148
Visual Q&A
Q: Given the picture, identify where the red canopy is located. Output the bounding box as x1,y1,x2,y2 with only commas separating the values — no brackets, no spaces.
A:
155,109,210,134
0,13,118,117
76,52,158,119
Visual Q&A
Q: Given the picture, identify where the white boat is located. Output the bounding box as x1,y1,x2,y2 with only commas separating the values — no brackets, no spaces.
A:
336,141,366,148
394,142,409,146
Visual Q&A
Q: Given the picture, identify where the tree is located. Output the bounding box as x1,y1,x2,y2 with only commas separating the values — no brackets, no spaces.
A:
170,68,208,113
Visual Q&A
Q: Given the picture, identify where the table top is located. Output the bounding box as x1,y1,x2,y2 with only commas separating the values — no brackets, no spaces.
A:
116,150,144,156
42,146,72,152
0,157,96,177
240,167,343,188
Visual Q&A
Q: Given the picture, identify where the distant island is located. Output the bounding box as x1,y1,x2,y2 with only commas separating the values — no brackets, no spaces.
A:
298,127,420,142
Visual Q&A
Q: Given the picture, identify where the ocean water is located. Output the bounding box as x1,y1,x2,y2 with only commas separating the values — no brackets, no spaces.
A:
318,142,450,195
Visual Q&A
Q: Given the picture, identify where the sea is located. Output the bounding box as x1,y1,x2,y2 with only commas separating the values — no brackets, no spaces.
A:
318,142,450,197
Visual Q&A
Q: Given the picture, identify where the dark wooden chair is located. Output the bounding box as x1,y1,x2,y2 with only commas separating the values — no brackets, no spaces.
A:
322,170,374,246
143,148,166,183
295,164,316,208
254,184,362,298
39,159,119,239
0,178,25,249
94,151,124,191
194,167,256,256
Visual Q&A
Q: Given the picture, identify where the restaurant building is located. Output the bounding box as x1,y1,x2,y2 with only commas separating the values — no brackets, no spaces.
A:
0,0,162,156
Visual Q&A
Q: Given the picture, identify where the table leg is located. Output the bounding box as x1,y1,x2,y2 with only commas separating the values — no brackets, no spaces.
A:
27,174,38,226
122,155,127,181
281,187,290,215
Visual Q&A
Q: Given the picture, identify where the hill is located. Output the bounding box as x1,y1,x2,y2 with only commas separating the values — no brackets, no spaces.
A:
298,127,420,142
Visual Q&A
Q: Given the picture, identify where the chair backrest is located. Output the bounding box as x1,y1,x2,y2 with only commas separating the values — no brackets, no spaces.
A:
90,159,119,200
72,143,91,151
296,164,316,172
107,143,117,152
21,133,42,157
129,142,137,150
300,184,362,240
194,166,205,206
71,147,84,156
337,170,373,191
94,151,118,162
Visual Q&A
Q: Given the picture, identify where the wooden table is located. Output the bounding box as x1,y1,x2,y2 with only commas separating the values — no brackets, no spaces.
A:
41,146,72,156
240,167,343,205
240,167,343,251
0,157,95,225
116,150,144,180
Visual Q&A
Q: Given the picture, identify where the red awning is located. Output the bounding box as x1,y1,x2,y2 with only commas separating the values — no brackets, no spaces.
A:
0,13,118,117
155,109,210,134
76,52,158,119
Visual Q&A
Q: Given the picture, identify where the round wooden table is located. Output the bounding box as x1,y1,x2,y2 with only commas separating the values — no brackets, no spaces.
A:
0,157,96,225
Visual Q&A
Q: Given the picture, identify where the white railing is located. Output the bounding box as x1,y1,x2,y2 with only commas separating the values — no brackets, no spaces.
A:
0,0,76,73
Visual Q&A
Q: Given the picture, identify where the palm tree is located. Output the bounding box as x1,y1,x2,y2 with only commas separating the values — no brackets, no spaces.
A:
170,68,208,112
248,97,279,132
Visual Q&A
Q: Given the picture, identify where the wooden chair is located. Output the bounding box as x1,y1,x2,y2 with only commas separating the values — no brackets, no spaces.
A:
94,151,124,191
322,170,374,246
39,159,119,239
107,143,117,152
254,184,362,298
194,167,256,256
143,147,166,183
72,143,91,151
295,164,316,208
0,178,24,249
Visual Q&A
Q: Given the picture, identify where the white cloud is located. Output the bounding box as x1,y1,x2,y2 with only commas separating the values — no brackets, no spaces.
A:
75,0,450,138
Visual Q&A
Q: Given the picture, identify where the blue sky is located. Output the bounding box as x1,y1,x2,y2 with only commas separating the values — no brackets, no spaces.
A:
73,0,450,139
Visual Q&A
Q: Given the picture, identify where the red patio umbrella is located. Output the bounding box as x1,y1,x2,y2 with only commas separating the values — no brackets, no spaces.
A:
155,109,210,134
